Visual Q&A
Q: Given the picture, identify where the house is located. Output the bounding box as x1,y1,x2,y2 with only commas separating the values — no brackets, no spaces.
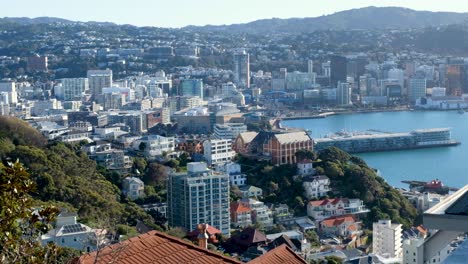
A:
307,198,369,221
92,149,132,172
297,159,315,176
240,198,274,228
231,201,253,228
319,215,362,237
225,227,268,252
216,162,247,186
302,175,330,200
271,204,292,223
122,177,145,200
234,130,313,165
41,211,100,252
73,230,306,264
73,230,242,264
187,224,222,244
240,185,263,198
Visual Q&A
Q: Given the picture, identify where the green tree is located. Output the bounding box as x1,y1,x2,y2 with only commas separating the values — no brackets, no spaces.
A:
0,161,69,263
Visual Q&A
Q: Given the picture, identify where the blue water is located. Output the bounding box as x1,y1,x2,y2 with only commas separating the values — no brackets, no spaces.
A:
283,111,468,189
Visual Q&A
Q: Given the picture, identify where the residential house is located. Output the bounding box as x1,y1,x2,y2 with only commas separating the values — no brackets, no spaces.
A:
122,177,145,200
216,162,247,186
307,198,369,221
41,211,99,252
297,159,315,176
231,201,253,228
241,198,273,228
319,215,362,237
92,149,132,172
302,175,330,200
240,185,263,198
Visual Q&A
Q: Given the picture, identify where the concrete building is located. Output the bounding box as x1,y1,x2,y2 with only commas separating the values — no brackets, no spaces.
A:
133,135,175,157
181,79,203,100
302,175,330,200
402,236,451,264
337,81,352,105
87,69,112,98
61,78,88,101
233,50,250,88
409,78,427,102
0,81,18,104
214,123,247,140
122,177,145,200
373,220,403,260
167,162,230,236
203,139,236,166
215,162,247,186
307,198,369,221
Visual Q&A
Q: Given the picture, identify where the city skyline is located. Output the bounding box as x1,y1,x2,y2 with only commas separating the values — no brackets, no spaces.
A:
3,0,468,28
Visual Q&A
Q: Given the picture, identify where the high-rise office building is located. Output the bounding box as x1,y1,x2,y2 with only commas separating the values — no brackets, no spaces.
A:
87,70,113,98
373,220,403,259
167,162,230,236
409,78,427,102
61,78,89,101
0,82,18,104
233,51,250,88
337,81,351,105
330,55,347,87
180,79,203,99
308,59,314,74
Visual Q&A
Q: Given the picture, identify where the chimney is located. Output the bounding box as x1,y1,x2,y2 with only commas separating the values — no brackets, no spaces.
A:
197,223,209,249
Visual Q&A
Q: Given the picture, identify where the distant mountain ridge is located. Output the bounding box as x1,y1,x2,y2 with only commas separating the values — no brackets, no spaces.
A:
2,6,468,33
185,6,468,33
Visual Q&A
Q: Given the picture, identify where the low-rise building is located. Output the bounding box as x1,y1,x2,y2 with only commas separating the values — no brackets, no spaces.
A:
133,135,175,157
307,198,369,221
240,198,273,228
297,160,315,176
319,215,362,237
215,162,247,186
92,149,132,172
230,201,253,228
122,177,145,200
41,211,99,252
214,123,248,140
302,175,330,200
240,185,263,198
203,139,236,165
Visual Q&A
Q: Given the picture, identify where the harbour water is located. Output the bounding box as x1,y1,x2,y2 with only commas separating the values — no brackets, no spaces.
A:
282,111,468,189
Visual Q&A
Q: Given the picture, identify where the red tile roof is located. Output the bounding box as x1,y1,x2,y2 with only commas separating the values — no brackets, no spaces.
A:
247,245,307,264
321,215,357,227
308,198,347,207
72,230,242,264
231,202,252,214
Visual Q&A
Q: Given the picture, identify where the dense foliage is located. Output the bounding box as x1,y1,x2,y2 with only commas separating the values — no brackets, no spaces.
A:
316,147,418,228
0,116,155,229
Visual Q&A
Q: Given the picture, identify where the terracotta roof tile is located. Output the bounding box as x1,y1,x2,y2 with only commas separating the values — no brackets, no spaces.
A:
247,245,307,264
72,230,242,264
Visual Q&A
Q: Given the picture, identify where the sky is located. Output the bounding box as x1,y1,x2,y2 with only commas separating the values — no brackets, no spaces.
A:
3,0,468,28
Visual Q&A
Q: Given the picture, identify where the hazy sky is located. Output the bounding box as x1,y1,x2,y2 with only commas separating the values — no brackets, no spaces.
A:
3,0,468,28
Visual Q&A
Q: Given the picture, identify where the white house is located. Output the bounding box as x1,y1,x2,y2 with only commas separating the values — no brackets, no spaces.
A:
203,139,235,165
307,198,369,221
41,211,100,252
297,160,315,176
122,177,145,200
240,198,273,228
239,185,263,198
303,175,330,200
215,162,247,186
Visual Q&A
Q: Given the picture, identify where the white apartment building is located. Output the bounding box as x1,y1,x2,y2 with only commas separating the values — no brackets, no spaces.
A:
214,123,247,140
403,236,451,264
373,220,403,260
87,69,112,97
61,78,89,101
302,175,330,200
167,162,231,236
133,135,175,157
0,81,18,104
240,198,273,228
215,162,247,186
203,139,236,166
297,160,315,176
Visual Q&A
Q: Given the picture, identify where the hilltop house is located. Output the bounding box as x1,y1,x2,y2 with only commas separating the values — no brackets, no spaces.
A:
307,198,369,221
